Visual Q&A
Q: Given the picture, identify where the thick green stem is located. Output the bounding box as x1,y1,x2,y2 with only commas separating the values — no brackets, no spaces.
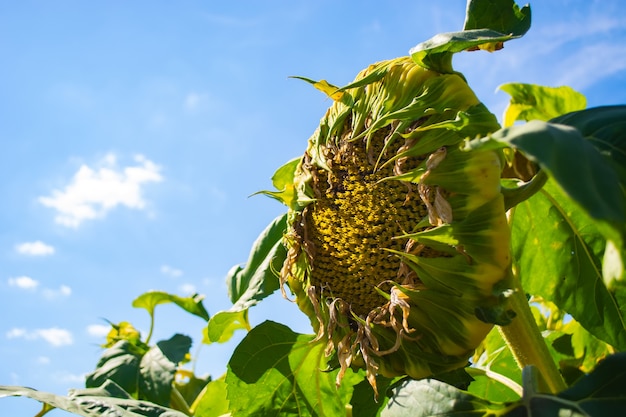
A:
497,270,567,394
501,169,548,211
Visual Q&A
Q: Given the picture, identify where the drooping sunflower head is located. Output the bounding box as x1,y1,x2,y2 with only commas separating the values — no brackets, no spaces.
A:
266,56,512,395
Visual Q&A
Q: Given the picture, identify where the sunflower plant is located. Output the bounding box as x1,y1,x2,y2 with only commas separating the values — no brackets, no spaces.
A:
2,0,626,416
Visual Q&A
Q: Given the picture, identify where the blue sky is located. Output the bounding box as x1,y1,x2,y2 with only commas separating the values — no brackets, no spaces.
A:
1,0,625,414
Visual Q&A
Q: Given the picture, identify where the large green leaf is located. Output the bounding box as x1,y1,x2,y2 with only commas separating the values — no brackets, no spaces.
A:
552,105,626,183
409,0,530,73
349,377,393,417
483,120,625,225
499,83,586,127
138,334,192,406
509,178,626,350
85,340,141,395
225,320,360,417
205,214,287,344
132,291,210,322
551,105,626,289
0,381,187,417
381,353,626,416
381,378,512,416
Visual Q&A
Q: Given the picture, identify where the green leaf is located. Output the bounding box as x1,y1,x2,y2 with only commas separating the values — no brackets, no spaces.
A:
380,353,626,416
132,291,210,322
0,381,188,417
552,105,626,182
409,0,530,73
85,340,141,395
556,352,626,415
191,375,230,417
499,83,586,127
561,319,614,375
139,334,192,406
349,375,394,417
203,309,249,344
551,105,626,289
173,371,211,413
226,320,360,416
463,0,531,35
485,119,626,224
226,213,286,305
381,378,512,416
470,328,522,402
510,178,626,350
206,214,287,344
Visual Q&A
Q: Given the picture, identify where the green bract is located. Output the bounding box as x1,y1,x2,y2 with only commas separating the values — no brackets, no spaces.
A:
264,56,513,395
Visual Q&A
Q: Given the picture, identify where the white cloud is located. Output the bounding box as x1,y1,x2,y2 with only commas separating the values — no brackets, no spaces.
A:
39,153,163,228
38,327,73,346
556,43,626,91
184,92,206,111
8,276,39,290
37,356,51,365
15,241,55,256
42,285,72,300
6,328,29,339
161,265,183,278
179,283,197,294
6,327,73,347
86,324,111,338
53,372,85,384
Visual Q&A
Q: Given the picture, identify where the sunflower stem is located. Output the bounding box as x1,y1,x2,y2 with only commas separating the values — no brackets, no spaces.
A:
502,169,548,210
497,269,567,394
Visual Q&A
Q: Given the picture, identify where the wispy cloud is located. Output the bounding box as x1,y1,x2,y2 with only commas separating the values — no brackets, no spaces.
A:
39,153,163,228
7,277,71,300
42,285,72,300
6,327,73,347
179,283,197,294
15,241,55,256
8,276,39,290
86,324,111,338
161,264,183,278
184,92,207,111
53,372,85,384
556,43,626,91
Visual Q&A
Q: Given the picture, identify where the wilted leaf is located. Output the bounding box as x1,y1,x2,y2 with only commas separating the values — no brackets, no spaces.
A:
226,320,360,417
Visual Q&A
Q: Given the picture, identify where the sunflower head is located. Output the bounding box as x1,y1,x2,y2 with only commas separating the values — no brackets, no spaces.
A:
265,56,512,395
